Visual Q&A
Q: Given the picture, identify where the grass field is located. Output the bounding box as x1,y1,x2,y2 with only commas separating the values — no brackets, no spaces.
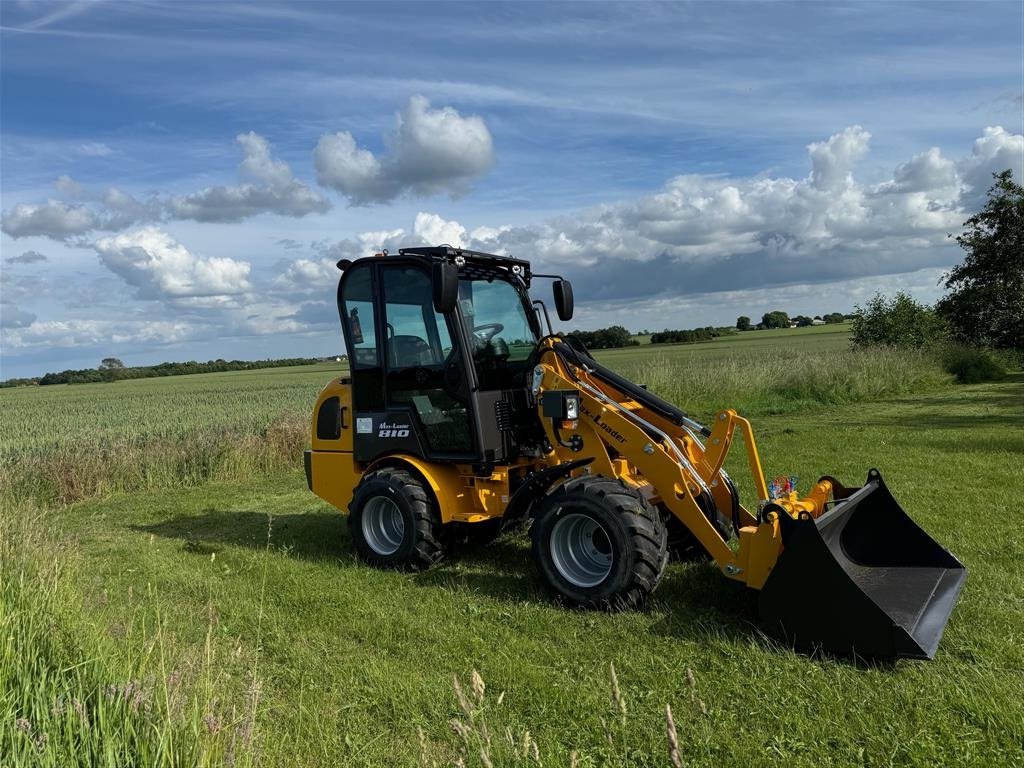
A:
4,325,1023,766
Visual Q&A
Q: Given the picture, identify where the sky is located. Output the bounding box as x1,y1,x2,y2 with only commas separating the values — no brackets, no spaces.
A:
1,1,1022,379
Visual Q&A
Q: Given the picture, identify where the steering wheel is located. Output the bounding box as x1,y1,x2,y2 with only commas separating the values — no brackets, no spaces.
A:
472,322,504,343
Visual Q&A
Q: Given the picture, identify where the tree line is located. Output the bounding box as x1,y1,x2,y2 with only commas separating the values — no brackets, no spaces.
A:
1,357,326,387
567,326,640,349
737,311,850,330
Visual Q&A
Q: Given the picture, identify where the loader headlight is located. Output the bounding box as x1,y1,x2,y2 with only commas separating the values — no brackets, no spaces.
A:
565,395,579,420
541,390,581,420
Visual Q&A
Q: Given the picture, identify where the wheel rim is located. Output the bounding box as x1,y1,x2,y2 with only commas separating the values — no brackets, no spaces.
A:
549,513,613,588
362,496,405,555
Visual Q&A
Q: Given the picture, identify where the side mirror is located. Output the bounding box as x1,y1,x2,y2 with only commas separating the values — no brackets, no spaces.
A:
553,279,574,321
432,261,458,313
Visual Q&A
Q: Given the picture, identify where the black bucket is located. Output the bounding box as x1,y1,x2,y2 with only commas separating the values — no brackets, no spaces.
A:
758,469,966,660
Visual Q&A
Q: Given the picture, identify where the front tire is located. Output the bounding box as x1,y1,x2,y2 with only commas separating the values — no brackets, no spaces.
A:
348,468,444,571
663,491,733,562
531,476,668,610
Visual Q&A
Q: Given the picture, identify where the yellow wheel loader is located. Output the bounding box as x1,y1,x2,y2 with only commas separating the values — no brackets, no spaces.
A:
306,247,965,659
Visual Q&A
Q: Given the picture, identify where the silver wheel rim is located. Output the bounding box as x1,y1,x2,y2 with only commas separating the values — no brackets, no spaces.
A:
549,513,613,588
362,496,405,556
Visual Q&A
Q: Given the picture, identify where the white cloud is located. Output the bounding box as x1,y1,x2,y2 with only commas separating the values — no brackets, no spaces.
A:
93,227,252,299
2,178,155,240
879,147,958,195
2,318,198,350
807,125,871,191
314,95,494,204
956,126,1024,202
168,132,330,222
412,211,467,247
1,200,98,240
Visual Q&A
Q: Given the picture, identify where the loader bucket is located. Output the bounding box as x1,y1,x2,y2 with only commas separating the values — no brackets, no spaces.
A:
758,469,966,660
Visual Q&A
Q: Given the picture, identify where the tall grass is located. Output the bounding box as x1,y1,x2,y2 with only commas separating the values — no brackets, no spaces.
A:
1,502,258,766
433,664,711,767
620,346,951,419
1,412,307,506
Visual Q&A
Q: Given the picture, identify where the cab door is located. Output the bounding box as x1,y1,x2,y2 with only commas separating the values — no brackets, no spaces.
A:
338,259,480,462
379,263,474,456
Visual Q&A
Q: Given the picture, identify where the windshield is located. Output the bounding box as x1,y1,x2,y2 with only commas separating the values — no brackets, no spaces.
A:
458,277,537,388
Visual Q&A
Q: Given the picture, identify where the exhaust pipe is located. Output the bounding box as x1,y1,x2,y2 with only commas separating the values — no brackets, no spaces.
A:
758,470,966,659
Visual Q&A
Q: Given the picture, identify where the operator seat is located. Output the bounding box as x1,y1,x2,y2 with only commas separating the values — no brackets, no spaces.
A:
389,335,430,368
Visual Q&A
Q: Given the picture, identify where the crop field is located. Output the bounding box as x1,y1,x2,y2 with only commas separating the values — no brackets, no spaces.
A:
3,325,1023,766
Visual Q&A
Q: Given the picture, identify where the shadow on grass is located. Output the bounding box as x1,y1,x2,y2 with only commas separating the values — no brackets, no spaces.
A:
860,374,1024,432
133,508,348,560
134,509,895,667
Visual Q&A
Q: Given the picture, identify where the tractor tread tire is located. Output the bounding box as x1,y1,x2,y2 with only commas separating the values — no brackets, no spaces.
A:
531,475,668,611
663,489,733,562
348,468,444,571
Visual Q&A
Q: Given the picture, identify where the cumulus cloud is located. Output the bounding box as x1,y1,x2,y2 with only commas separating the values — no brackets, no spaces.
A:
1,176,156,240
807,125,871,191
2,133,328,240
956,126,1024,204
167,132,330,222
309,125,1021,307
314,95,494,204
5,250,48,265
94,227,251,299
2,318,197,350
1,200,98,240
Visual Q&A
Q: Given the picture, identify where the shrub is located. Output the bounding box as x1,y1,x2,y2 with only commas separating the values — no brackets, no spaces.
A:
850,292,948,350
942,346,1007,384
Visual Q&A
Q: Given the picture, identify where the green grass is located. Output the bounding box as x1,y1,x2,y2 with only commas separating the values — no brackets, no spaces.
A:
3,324,1022,765
0,362,345,458
33,376,1024,766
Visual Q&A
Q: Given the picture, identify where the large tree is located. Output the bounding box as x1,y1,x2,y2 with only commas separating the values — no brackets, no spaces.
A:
937,170,1023,350
761,311,790,329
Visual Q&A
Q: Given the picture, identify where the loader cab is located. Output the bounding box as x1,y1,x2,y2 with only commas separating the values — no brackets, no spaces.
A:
336,248,548,466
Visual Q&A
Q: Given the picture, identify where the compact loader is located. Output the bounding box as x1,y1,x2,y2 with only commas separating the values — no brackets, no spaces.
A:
306,247,966,659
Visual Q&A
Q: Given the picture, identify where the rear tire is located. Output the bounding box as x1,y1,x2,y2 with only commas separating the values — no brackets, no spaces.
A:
348,468,444,571
531,476,668,610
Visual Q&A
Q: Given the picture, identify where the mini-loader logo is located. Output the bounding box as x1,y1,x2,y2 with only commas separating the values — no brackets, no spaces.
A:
378,422,410,438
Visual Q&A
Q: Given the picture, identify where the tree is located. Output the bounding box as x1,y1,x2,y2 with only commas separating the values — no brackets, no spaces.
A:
793,315,814,327
823,312,845,324
761,311,790,329
936,170,1023,350
100,357,125,369
736,316,751,331
850,292,947,350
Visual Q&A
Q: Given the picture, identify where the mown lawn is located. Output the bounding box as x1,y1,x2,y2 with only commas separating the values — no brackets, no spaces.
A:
49,373,1024,766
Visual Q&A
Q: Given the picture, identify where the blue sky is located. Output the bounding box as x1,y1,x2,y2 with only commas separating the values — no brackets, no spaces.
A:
1,1,1022,379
